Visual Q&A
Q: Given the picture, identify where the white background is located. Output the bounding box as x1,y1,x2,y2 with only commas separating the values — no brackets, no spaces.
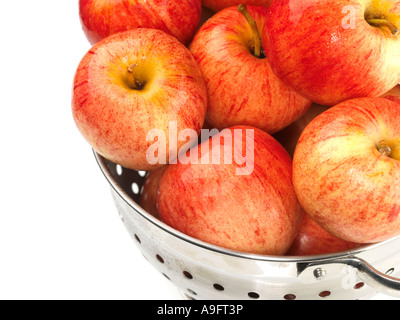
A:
0,0,181,300
0,0,396,300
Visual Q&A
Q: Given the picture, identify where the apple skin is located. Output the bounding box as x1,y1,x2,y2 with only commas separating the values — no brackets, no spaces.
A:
157,126,303,255
189,6,311,134
79,0,202,46
202,0,274,12
140,167,165,220
263,0,400,106
293,97,400,244
381,84,400,105
274,103,330,157
72,28,207,171
287,211,360,256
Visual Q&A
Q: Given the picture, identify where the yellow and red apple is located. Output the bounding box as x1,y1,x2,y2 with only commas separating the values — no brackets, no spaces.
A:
157,126,303,255
79,0,202,45
287,211,360,256
293,97,400,244
263,0,400,106
189,5,311,134
72,28,207,171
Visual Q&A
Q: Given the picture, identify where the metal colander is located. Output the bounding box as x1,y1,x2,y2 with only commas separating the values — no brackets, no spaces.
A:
94,152,400,300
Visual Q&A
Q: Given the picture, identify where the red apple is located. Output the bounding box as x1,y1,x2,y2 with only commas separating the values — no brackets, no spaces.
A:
287,211,360,256
72,28,207,171
293,97,400,244
274,103,331,157
140,167,165,220
263,0,400,106
79,0,202,46
157,125,303,255
202,0,274,12
381,83,400,104
189,5,311,134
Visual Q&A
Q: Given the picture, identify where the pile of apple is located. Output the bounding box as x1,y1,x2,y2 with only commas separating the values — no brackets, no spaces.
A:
72,0,400,256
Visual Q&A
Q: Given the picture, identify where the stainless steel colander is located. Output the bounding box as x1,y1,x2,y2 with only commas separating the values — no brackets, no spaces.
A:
94,152,400,300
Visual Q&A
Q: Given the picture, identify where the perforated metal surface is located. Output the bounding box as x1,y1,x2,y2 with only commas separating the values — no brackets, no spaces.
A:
95,152,400,300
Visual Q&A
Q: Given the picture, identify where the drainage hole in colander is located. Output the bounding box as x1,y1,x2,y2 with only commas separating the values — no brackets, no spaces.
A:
183,271,193,279
248,292,260,299
116,164,123,176
284,294,296,300
187,289,197,296
138,171,147,177
353,282,364,290
213,283,224,291
319,291,331,298
131,182,140,195
156,254,164,263
134,234,141,244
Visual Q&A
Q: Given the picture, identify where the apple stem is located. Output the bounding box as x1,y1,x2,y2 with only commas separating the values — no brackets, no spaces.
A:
367,18,399,36
238,4,264,58
378,141,392,157
127,63,138,73
126,63,146,90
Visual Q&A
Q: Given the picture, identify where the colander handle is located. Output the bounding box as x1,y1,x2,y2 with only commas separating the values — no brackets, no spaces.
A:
344,256,400,297
300,256,400,298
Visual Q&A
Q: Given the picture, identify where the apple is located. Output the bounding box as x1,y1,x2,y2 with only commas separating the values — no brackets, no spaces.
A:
263,0,400,106
72,28,207,171
79,0,202,46
189,5,311,134
140,167,165,220
274,103,331,157
202,0,274,12
293,97,400,244
287,211,360,256
381,83,400,104
157,125,303,255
